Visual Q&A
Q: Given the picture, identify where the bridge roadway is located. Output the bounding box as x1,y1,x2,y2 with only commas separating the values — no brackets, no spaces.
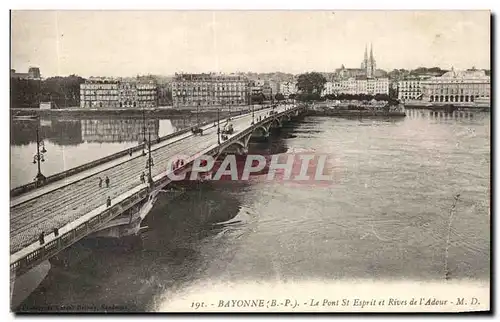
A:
10,105,291,256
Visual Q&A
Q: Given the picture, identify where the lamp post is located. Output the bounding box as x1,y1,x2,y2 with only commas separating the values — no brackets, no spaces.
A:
196,100,200,128
145,132,154,187
252,105,255,125
33,124,47,184
217,108,221,144
141,104,147,156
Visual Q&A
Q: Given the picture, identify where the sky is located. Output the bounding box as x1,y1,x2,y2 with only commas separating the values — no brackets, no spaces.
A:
10,10,491,77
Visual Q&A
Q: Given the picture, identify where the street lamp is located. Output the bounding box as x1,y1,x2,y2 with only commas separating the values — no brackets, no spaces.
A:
145,132,154,187
141,104,147,156
221,100,226,120
32,124,47,184
217,108,221,144
196,100,200,128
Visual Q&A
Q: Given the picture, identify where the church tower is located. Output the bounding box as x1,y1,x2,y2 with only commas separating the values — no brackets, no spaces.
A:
368,43,377,78
361,44,368,70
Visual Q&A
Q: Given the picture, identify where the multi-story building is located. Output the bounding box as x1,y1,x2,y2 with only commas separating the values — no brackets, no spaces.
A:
136,83,157,108
119,81,138,108
398,78,424,101
322,77,389,96
279,81,297,97
322,82,335,96
172,73,249,108
80,77,120,108
10,67,41,80
420,69,490,104
250,86,263,96
80,77,157,108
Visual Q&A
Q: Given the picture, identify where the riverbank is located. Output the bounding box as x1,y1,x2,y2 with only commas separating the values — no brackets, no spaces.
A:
404,104,490,112
10,106,256,119
306,109,406,118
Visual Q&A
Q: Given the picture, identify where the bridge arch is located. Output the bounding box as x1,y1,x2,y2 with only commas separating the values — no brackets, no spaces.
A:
269,117,282,129
217,133,252,157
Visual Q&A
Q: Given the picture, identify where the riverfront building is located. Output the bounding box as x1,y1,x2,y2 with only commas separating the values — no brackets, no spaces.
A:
171,73,249,108
279,81,297,98
10,67,41,80
398,78,425,101
80,77,158,108
322,77,389,96
420,69,490,104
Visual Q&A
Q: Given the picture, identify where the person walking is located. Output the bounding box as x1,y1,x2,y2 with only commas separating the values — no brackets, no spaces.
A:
105,176,110,188
98,177,103,188
140,172,145,184
129,148,133,157
106,196,111,207
39,232,45,245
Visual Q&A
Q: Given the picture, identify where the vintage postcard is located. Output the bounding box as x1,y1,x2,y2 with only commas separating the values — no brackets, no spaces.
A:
9,10,490,313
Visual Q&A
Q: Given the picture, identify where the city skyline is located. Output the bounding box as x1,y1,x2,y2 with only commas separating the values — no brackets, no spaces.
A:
11,11,490,78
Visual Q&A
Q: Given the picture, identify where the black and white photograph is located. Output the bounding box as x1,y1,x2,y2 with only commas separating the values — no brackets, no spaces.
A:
8,10,491,313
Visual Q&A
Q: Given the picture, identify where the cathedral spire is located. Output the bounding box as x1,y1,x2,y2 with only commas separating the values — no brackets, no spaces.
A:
370,43,374,61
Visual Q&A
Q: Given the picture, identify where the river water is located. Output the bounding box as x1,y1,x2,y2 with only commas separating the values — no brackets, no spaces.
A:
13,109,490,312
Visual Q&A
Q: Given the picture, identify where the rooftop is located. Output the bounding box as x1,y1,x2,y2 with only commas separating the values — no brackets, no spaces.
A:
439,69,489,80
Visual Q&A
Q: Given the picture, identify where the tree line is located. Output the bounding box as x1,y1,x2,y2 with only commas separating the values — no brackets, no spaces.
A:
11,75,86,108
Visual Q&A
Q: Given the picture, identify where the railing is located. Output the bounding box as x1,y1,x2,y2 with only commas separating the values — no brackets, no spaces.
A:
10,107,275,198
10,114,238,198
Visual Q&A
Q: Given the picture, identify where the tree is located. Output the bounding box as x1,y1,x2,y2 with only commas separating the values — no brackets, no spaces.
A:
10,78,41,108
296,72,327,96
275,93,285,101
40,75,86,108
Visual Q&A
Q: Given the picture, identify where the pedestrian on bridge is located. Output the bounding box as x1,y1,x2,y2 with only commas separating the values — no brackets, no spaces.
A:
106,196,111,207
105,176,110,188
39,232,45,245
98,177,103,188
140,172,145,183
129,148,133,157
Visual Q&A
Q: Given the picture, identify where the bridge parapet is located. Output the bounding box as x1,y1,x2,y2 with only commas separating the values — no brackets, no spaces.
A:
11,186,149,277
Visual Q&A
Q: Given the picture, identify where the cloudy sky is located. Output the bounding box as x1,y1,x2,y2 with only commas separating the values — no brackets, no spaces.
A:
11,10,490,77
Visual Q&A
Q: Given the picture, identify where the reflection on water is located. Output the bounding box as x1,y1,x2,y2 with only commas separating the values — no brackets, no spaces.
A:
9,115,213,188
405,108,479,121
14,110,490,312
81,119,160,143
